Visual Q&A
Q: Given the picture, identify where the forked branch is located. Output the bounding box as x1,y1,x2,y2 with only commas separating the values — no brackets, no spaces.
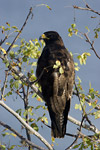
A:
0,120,47,150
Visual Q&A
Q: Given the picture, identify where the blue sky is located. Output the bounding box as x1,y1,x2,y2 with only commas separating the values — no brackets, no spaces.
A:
0,0,100,149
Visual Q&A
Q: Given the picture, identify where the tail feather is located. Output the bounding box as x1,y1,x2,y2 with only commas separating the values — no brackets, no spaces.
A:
51,113,67,138
48,100,70,138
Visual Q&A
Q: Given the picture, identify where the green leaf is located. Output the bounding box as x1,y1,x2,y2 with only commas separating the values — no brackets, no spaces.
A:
16,109,22,116
2,132,10,136
9,51,15,59
10,133,17,137
23,57,27,62
74,29,78,35
0,145,6,150
68,28,72,33
73,143,81,149
75,104,82,111
68,32,73,37
53,60,61,69
23,110,28,117
29,118,35,122
75,66,80,71
12,26,18,30
9,145,16,149
59,67,64,74
95,110,100,119
12,44,18,48
42,116,48,124
53,64,58,69
51,137,55,143
31,123,39,131
85,26,90,32
84,52,91,56
94,32,98,38
35,105,42,110
14,80,22,89
71,24,76,28
56,60,61,66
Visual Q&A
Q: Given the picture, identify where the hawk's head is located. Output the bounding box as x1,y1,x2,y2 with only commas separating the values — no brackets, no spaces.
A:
39,31,64,45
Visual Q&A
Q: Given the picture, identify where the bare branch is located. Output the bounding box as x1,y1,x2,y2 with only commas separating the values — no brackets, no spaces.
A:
0,120,47,150
0,101,53,150
84,33,100,59
0,35,8,46
73,4,100,16
6,7,33,54
68,115,99,134
1,70,9,100
23,85,32,149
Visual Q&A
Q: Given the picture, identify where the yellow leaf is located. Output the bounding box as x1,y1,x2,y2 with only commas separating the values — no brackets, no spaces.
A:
2,95,6,101
11,133,17,137
56,60,61,66
88,102,91,106
11,62,17,67
0,46,6,54
3,97,6,101
51,137,55,143
59,67,64,74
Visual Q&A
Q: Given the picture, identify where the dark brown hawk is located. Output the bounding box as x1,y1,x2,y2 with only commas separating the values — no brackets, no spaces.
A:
36,31,75,138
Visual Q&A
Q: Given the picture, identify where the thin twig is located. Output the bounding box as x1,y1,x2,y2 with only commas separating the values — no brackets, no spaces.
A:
0,35,8,46
84,33,100,59
73,4,100,16
1,70,9,100
6,7,33,54
0,120,47,150
74,82,85,114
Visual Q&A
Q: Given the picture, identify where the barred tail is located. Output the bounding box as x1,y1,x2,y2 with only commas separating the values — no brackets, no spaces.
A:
51,113,67,138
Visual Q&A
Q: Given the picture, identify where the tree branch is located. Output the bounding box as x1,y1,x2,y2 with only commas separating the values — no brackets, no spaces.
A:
0,120,47,150
68,115,99,134
0,35,8,46
23,85,32,150
6,7,33,55
0,101,53,150
84,33,100,59
65,114,85,150
73,3,100,16
1,70,9,100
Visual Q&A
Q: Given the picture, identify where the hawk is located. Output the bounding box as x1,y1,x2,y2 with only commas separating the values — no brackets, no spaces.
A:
36,31,75,138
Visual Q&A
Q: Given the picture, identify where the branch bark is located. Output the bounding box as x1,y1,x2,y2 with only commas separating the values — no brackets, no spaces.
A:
0,101,53,150
0,120,47,150
1,70,9,100
73,3,100,16
65,114,85,150
84,33,100,59
68,115,99,134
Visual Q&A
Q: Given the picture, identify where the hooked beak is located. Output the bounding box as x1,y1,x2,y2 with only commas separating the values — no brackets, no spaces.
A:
39,34,47,41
